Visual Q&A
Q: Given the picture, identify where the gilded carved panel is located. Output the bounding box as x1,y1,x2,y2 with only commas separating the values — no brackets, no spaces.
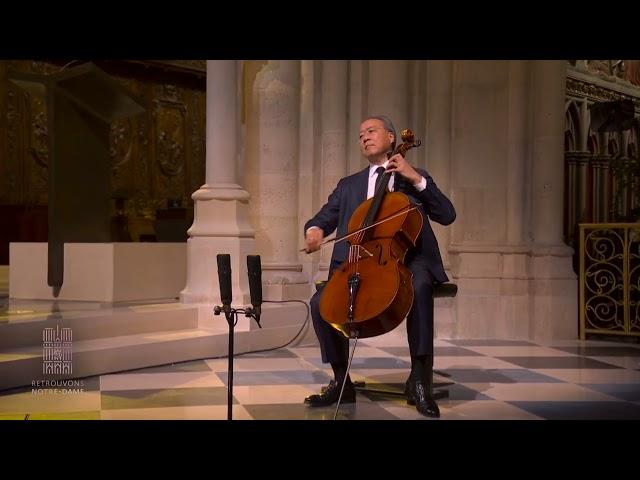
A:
153,84,187,204
190,91,205,195
0,60,205,238
3,85,21,204
26,96,48,205
1,61,57,206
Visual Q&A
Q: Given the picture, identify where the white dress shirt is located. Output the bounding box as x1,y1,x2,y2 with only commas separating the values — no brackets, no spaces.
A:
367,161,427,199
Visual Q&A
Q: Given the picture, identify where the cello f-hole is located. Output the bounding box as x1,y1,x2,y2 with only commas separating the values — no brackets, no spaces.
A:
375,243,387,266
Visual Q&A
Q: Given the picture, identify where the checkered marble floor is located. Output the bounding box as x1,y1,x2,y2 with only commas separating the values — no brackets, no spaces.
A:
1,326,640,420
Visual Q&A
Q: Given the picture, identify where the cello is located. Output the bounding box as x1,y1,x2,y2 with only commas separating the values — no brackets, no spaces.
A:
319,128,423,340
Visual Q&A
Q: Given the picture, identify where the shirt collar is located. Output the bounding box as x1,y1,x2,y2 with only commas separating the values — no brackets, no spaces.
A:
369,161,390,178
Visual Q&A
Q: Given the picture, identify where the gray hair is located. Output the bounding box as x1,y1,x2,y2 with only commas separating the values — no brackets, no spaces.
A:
364,115,397,149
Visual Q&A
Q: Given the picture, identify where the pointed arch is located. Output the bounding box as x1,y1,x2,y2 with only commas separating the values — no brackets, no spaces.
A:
564,101,581,151
608,134,620,157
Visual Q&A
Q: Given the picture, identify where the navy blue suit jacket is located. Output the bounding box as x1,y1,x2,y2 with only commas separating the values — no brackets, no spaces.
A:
305,167,456,283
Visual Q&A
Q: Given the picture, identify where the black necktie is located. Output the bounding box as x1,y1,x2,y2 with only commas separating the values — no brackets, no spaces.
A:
374,166,386,194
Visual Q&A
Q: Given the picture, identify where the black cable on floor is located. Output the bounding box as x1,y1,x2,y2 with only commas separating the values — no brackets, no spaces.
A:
205,299,311,360
56,299,311,378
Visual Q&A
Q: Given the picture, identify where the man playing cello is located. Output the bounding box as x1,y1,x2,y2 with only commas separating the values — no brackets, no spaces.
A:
303,115,456,418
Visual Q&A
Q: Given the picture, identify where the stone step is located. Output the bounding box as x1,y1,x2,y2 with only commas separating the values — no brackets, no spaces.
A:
0,301,312,391
0,301,199,349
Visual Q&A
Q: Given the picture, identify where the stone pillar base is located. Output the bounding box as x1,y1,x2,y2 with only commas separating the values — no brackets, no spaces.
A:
449,277,532,339
181,186,256,306
447,246,578,340
529,247,578,341
261,263,310,301
181,236,255,305
263,283,314,301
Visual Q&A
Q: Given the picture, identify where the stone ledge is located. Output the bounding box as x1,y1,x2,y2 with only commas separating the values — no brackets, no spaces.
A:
10,243,186,302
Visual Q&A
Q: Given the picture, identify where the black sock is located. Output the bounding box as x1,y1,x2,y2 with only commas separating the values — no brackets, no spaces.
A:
331,362,351,386
410,355,434,385
410,355,427,383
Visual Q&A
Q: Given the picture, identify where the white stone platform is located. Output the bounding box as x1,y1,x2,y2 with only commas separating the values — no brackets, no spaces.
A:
10,243,187,302
0,298,312,391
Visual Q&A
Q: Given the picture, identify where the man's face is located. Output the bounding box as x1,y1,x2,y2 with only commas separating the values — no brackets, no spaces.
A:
359,119,394,160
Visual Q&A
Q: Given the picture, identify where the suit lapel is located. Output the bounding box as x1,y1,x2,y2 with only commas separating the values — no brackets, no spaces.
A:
354,167,369,203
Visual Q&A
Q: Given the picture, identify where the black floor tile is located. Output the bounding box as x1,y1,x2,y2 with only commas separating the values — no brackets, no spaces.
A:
377,346,484,357
509,401,640,420
551,346,640,357
581,383,640,401
497,356,623,369
445,368,565,383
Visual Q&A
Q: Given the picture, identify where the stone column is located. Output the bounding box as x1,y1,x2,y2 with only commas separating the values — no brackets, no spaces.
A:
565,150,591,243
181,60,255,305
245,61,306,299
318,60,348,273
579,99,589,151
298,60,318,285
426,60,453,270
531,61,567,246
506,60,529,246
530,60,577,340
592,155,611,222
425,60,457,338
368,61,410,134
496,60,533,340
348,60,367,174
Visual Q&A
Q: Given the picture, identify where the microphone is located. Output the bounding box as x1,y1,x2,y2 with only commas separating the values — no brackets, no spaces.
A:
216,254,233,318
246,254,262,328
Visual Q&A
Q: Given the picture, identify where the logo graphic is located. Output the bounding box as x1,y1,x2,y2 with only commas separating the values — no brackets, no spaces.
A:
42,325,72,375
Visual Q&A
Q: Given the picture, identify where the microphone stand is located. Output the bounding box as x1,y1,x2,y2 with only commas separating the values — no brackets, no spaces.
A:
213,304,261,420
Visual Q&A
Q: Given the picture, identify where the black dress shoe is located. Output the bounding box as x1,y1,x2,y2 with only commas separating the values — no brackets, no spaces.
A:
304,380,356,407
407,380,440,418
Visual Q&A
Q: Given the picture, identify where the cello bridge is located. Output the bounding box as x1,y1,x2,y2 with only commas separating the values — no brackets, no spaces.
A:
347,245,374,266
